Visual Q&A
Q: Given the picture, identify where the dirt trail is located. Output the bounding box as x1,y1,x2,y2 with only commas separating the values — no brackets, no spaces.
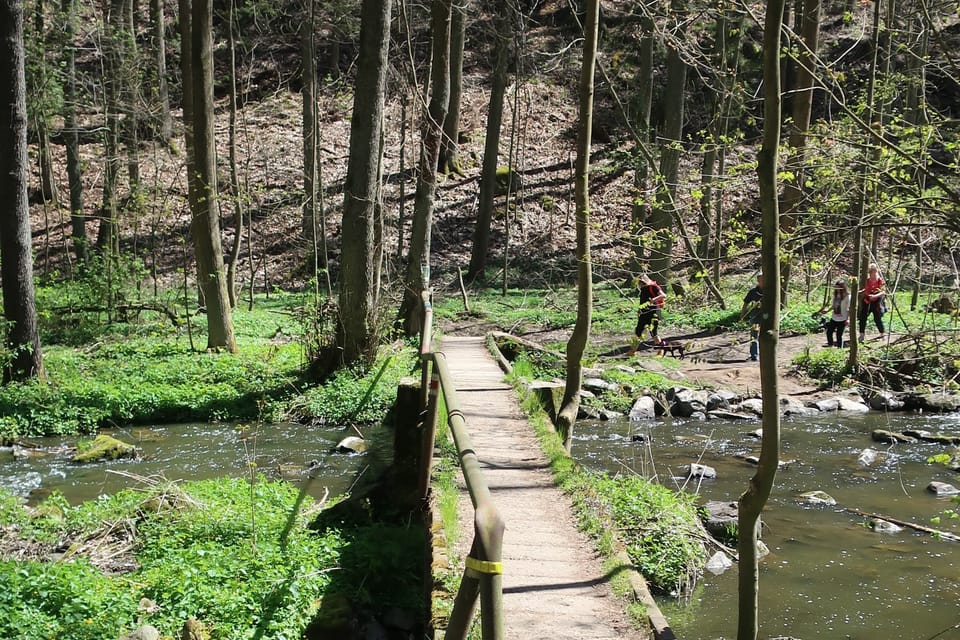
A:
659,329,836,400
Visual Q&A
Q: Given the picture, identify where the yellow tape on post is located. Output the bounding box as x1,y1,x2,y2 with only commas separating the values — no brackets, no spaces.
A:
465,556,503,577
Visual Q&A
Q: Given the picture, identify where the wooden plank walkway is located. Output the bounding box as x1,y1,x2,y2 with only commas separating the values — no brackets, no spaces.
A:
441,336,648,640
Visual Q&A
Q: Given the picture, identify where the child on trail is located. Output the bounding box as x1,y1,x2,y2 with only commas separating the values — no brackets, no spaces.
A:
858,263,886,342
739,274,763,362
631,274,666,354
817,279,851,348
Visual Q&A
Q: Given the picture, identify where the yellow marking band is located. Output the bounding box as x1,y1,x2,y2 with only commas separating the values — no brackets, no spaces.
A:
465,556,503,576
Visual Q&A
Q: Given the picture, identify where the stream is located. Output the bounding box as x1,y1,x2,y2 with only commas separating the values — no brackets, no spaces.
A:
573,411,960,640
0,422,375,506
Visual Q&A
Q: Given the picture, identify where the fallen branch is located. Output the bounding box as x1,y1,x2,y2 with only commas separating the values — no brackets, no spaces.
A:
843,507,960,542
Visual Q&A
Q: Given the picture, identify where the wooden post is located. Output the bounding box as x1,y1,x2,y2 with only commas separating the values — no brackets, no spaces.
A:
393,376,423,505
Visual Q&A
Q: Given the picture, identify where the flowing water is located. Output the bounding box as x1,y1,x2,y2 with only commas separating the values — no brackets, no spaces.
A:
572,411,960,640
0,422,376,506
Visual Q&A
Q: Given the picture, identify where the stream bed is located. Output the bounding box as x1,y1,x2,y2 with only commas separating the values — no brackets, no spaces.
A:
573,411,960,640
0,422,373,505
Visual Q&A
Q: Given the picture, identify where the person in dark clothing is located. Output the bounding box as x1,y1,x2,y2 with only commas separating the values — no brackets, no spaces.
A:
631,274,666,353
739,274,763,361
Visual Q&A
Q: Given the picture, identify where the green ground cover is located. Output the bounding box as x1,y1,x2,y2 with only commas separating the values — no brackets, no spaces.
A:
0,475,425,640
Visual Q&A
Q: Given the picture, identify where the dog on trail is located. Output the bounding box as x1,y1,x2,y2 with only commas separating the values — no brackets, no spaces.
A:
656,339,686,359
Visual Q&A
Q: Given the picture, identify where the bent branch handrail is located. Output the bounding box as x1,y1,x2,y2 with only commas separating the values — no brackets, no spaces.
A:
418,291,505,640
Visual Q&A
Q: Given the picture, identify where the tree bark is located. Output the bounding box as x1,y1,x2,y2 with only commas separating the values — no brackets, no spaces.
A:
736,0,784,637
0,0,45,382
302,2,318,246
438,0,465,175
629,14,654,272
191,0,236,351
338,0,393,364
61,0,87,264
397,0,451,336
96,0,123,255
467,1,510,280
226,0,244,307
779,0,820,307
557,0,599,453
150,0,173,143
648,0,686,287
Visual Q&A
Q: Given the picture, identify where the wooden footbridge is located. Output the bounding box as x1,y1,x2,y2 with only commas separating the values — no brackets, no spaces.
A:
421,330,674,640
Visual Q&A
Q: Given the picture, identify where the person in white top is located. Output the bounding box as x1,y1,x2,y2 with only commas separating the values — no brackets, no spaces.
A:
820,279,851,348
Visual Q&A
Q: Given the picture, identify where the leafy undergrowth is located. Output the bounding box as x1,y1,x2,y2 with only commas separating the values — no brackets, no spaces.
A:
0,476,426,640
0,285,417,439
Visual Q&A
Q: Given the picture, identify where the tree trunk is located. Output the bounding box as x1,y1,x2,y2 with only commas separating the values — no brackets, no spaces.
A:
62,0,87,264
191,0,236,351
556,0,599,453
97,0,124,255
31,0,59,206
779,0,820,307
301,2,319,248
0,0,45,382
338,0,393,364
150,0,173,142
122,0,141,192
629,14,653,272
226,0,244,308
467,1,510,280
438,0,465,175
648,0,687,287
736,0,784,637
397,0,451,336
847,0,883,371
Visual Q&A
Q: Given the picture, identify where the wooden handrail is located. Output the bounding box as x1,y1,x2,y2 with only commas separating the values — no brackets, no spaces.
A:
417,290,505,640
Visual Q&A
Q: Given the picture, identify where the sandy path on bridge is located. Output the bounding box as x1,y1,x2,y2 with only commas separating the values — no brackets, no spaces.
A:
441,336,649,640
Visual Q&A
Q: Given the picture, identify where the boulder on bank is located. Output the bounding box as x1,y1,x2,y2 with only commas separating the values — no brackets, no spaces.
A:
335,436,367,454
629,396,657,421
72,434,139,463
871,429,918,444
914,392,960,413
796,490,836,506
701,500,741,541
927,481,959,496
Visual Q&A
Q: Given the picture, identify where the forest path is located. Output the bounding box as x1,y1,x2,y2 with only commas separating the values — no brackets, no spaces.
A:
440,336,650,640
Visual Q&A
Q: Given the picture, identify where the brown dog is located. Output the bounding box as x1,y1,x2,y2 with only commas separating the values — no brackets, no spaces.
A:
656,339,685,359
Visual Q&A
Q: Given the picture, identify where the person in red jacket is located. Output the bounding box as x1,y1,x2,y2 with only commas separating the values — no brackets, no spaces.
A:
858,263,886,342
631,274,666,353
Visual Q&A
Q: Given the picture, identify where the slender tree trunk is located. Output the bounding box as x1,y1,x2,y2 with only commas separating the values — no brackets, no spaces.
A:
97,0,123,256
302,2,318,246
648,0,687,287
0,0,45,382
556,0,599,453
225,0,244,307
397,0,451,336
737,1,784,637
31,0,59,205
438,0,465,175
150,0,172,142
779,0,820,307
338,0,393,364
191,0,236,351
629,14,654,271
467,1,510,280
847,0,883,371
62,0,87,264
122,0,141,192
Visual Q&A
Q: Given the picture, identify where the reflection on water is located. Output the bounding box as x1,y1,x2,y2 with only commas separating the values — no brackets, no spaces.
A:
572,411,960,639
0,422,374,505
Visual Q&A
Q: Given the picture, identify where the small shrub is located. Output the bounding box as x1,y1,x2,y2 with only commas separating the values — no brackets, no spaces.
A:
792,347,850,386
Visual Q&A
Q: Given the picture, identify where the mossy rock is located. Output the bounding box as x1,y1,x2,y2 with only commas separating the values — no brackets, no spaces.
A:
72,434,139,463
